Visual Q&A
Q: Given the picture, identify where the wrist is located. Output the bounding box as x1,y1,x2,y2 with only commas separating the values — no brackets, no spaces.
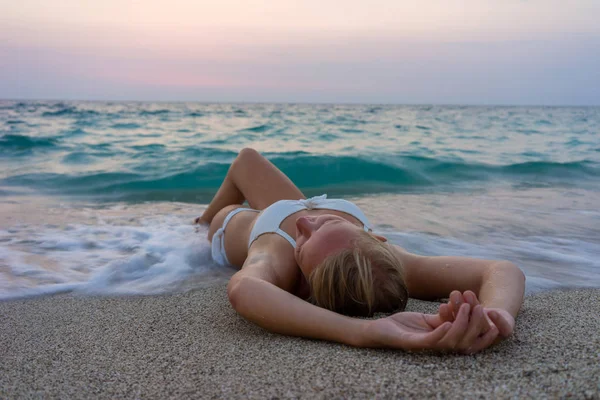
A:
347,318,375,348
353,318,388,348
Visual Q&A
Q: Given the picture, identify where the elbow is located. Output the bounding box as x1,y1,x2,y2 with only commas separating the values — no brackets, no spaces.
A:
491,260,526,287
504,261,526,284
227,275,258,312
227,275,244,311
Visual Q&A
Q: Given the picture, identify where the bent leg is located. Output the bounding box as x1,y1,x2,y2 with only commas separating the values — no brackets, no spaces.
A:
197,148,304,224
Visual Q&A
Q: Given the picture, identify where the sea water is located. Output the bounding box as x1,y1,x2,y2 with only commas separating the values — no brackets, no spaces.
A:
1,101,599,299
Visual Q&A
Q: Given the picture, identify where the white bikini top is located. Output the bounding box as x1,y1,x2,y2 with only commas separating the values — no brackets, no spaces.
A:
248,194,372,249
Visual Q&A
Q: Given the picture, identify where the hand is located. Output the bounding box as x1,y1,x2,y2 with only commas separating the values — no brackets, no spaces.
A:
439,290,515,339
439,290,486,324
193,216,209,226
364,303,498,354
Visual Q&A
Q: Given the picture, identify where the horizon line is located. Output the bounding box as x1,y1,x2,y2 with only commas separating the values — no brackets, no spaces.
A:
2,97,599,108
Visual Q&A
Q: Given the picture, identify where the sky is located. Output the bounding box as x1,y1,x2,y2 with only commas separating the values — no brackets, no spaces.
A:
1,0,599,105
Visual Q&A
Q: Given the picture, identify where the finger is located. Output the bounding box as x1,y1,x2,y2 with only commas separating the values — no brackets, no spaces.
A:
398,322,452,351
458,305,485,351
425,322,452,349
439,303,470,350
481,312,493,332
465,325,499,354
439,303,454,322
461,291,489,332
446,300,454,321
449,291,463,318
462,291,491,332
195,217,210,226
422,312,445,329
479,308,496,332
489,311,514,338
463,290,479,307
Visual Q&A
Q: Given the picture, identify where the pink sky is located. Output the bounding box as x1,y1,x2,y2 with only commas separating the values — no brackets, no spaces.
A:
2,0,599,104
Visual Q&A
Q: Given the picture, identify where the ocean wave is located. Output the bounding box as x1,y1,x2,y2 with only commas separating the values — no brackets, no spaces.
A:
41,106,77,117
62,152,99,164
111,122,142,130
63,128,88,136
130,144,166,151
339,128,363,134
0,134,59,150
241,124,270,133
139,109,170,116
2,154,598,201
324,116,368,125
1,172,142,191
6,120,25,125
501,160,597,178
41,106,101,118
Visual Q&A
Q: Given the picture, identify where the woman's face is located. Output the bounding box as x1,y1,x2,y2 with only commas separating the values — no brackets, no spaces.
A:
294,214,362,278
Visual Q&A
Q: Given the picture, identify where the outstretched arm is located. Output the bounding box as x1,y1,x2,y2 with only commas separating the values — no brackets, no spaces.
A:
228,274,366,346
393,246,526,319
227,252,496,352
392,245,525,343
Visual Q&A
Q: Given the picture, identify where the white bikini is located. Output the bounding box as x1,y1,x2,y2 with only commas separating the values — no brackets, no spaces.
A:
210,194,372,267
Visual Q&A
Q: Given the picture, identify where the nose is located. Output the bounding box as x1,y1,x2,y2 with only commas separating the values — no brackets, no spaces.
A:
296,216,318,237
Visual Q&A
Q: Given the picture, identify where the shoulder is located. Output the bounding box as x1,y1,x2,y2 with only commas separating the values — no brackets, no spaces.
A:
243,237,302,293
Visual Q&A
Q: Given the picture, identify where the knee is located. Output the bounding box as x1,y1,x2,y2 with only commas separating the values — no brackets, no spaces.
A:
233,148,261,169
238,147,260,160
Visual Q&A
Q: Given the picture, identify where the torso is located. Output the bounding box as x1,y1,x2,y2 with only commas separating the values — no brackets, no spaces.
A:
209,204,365,299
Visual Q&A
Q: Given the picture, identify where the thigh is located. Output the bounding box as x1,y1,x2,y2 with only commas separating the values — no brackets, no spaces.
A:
233,148,305,209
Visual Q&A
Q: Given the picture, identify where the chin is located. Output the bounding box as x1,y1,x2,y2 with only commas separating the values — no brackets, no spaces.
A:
298,264,312,279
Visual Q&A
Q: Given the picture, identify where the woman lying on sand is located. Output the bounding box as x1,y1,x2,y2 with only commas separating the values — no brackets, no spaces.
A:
195,148,525,353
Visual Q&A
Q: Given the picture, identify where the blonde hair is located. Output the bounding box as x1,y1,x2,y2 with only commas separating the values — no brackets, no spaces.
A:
307,230,408,317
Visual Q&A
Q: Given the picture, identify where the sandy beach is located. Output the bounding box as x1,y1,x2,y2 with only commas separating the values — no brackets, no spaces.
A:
1,286,599,399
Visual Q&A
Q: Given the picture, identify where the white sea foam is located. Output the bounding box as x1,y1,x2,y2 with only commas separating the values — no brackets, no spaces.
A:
0,207,234,300
1,199,599,300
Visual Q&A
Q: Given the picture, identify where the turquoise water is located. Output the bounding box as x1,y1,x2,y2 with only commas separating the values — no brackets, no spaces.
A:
1,101,599,298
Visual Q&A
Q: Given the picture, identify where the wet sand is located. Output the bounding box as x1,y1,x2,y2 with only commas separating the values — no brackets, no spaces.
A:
1,286,599,399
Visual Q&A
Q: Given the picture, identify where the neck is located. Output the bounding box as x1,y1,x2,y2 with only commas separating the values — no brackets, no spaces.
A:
295,273,311,300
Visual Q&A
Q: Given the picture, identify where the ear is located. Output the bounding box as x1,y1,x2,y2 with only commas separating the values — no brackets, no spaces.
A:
372,233,388,242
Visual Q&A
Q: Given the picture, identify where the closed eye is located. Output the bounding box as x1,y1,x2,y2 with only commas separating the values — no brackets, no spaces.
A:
319,218,343,229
